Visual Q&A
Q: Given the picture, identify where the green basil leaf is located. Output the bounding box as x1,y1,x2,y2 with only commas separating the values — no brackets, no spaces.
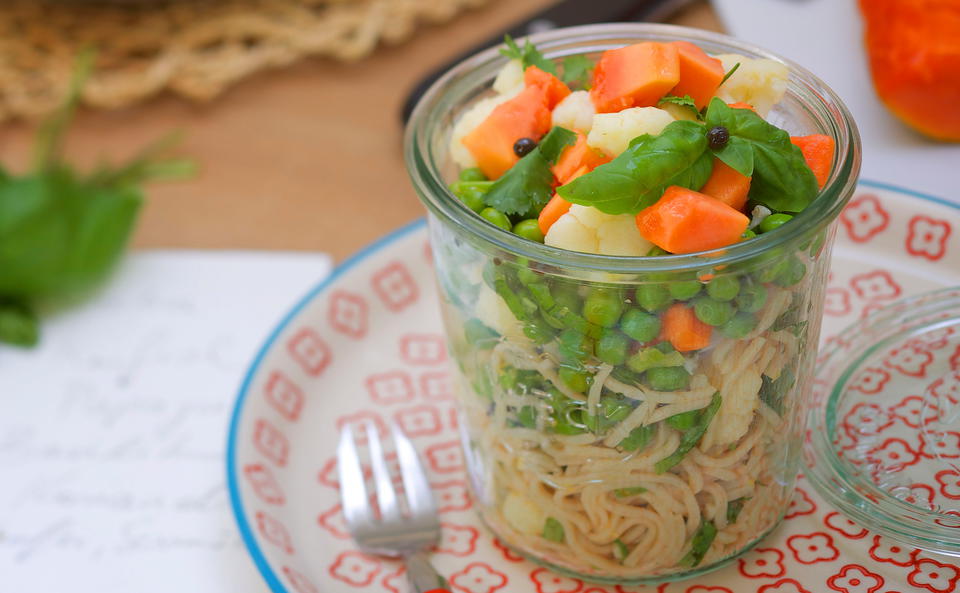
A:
499,35,557,76
483,126,576,216
712,135,754,176
679,520,717,567
557,120,710,215
658,94,701,120
0,299,40,347
704,98,817,212
542,517,565,542
561,55,594,89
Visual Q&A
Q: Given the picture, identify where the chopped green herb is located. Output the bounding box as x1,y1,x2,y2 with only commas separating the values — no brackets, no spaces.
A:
618,424,655,451
719,62,741,86
704,98,818,212
542,517,565,542
613,539,630,562
759,368,795,416
679,520,717,567
557,120,712,215
726,498,748,524
666,409,699,431
483,126,577,217
0,300,39,347
500,34,557,75
655,393,722,473
561,55,594,89
517,405,538,429
614,487,648,497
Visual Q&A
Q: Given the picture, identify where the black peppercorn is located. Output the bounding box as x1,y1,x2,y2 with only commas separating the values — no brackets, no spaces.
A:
707,126,730,150
513,137,537,157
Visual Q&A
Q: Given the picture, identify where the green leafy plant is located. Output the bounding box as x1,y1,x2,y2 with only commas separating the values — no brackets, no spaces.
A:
0,50,194,347
500,34,557,75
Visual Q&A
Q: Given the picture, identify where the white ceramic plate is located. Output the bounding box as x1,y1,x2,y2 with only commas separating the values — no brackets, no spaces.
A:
227,180,960,593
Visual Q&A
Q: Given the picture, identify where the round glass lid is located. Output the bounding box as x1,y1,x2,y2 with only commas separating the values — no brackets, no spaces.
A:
806,287,960,557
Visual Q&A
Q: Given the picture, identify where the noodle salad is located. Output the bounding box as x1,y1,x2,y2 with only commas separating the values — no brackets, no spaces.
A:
430,34,837,580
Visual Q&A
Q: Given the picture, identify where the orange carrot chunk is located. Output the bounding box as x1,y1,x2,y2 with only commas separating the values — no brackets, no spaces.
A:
461,86,552,179
635,185,750,254
552,132,611,185
659,303,712,352
699,159,751,211
590,42,680,113
790,134,835,189
726,101,755,111
538,194,572,235
669,41,725,110
524,65,572,109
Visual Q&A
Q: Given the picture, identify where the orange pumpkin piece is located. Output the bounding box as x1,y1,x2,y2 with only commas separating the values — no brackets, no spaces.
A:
635,185,750,254
669,41,725,110
539,165,591,235
790,134,835,189
699,158,751,211
551,132,611,185
659,303,712,352
860,0,960,141
524,65,571,109
590,42,680,113
726,101,755,111
461,85,552,179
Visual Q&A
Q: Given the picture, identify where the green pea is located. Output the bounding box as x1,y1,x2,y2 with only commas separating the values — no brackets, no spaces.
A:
459,167,487,182
559,367,591,393
736,283,767,313
757,259,786,283
523,316,556,343
719,312,758,338
741,229,757,241
758,213,794,234
480,207,511,230
774,256,807,287
706,276,740,302
513,219,545,243
596,330,629,366
635,284,671,312
583,289,624,328
450,181,491,213
553,284,581,313
693,296,736,327
646,366,691,391
620,308,661,343
669,280,702,300
558,328,593,362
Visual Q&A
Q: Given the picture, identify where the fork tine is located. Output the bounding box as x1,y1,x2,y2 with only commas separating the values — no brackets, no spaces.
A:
365,420,402,522
337,424,372,529
390,421,436,517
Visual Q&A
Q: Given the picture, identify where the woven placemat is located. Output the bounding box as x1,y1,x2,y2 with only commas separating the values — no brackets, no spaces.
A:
0,0,488,122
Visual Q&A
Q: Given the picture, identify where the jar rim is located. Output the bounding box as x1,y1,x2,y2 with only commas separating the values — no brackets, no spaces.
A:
404,23,862,273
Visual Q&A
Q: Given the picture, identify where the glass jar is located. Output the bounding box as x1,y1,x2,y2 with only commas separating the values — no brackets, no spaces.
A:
404,24,861,583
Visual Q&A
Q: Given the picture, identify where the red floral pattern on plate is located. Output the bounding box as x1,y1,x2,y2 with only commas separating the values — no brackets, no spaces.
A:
738,548,785,578
530,568,584,593
906,215,952,261
824,512,869,539
841,194,889,243
449,562,508,593
883,345,934,378
935,469,960,499
849,367,891,395
328,290,368,339
758,579,813,593
850,270,902,301
826,564,884,593
908,558,960,593
787,532,839,564
328,550,381,587
867,535,919,567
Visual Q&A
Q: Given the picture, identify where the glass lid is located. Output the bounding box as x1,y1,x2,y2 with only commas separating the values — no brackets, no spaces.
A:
806,287,960,556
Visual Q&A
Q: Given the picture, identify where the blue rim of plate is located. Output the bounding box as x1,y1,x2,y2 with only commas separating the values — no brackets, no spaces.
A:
225,179,960,593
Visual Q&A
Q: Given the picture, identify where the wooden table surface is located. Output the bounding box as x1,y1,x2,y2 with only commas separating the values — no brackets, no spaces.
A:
0,0,721,262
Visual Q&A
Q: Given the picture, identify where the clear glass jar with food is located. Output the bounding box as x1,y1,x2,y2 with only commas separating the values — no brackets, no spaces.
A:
404,24,860,583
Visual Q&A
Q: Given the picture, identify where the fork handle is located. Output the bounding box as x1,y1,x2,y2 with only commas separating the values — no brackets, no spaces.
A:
405,551,452,593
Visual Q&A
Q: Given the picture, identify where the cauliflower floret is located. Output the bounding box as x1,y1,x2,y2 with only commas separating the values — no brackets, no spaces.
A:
714,54,788,117
493,59,525,95
502,491,546,535
551,90,596,133
449,61,526,169
586,107,674,157
475,284,527,342
545,205,653,256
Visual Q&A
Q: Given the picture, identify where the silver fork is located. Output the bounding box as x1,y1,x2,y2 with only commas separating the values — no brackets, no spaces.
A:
337,421,451,593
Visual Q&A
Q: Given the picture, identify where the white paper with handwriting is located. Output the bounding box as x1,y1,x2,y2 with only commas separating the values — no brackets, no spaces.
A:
0,250,331,592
